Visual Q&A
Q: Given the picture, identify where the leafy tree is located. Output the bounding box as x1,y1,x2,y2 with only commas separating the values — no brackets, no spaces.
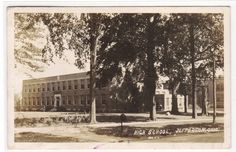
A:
97,14,167,120
14,13,48,74
109,70,143,112
15,13,111,123
158,13,223,117
14,12,223,122
42,13,113,123
159,15,190,114
169,13,224,118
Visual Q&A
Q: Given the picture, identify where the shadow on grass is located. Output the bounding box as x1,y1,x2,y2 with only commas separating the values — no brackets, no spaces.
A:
178,112,224,117
93,123,224,138
96,115,175,123
15,132,81,142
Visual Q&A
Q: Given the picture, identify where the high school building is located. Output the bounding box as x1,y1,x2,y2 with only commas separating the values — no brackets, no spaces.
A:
21,72,110,112
20,72,224,112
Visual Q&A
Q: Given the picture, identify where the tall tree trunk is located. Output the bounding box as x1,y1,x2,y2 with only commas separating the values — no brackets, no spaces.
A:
171,82,180,115
144,62,157,120
150,96,156,120
144,16,158,120
89,35,99,124
212,58,216,123
184,94,188,113
189,22,197,119
201,86,207,115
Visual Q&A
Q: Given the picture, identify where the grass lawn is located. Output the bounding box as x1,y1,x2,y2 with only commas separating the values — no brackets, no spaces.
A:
15,122,224,143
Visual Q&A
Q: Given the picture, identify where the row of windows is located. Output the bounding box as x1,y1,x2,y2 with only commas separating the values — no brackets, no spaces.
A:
24,79,107,93
23,79,90,93
22,95,107,106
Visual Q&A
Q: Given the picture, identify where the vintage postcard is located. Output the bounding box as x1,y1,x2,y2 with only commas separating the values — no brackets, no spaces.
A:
7,6,230,149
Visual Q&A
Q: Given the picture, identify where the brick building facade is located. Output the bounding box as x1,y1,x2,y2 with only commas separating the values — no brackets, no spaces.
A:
21,72,222,113
21,72,110,112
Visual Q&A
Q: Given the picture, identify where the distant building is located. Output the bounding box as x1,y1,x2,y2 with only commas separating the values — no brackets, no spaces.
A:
207,76,224,110
21,72,110,112
155,84,185,111
188,76,224,111
20,72,190,113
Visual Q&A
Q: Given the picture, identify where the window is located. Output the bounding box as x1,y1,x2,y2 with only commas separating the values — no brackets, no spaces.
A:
74,80,78,89
86,95,90,105
51,96,54,106
74,95,79,105
52,82,55,91
87,78,90,89
81,79,85,89
37,84,41,92
42,98,45,105
81,95,86,105
67,81,71,90
33,97,36,105
37,97,40,105
47,83,50,91
33,84,36,92
47,97,50,105
28,97,31,105
62,96,66,105
57,82,61,90
63,81,66,90
42,83,45,92
29,85,31,92
68,96,72,105
44,97,47,105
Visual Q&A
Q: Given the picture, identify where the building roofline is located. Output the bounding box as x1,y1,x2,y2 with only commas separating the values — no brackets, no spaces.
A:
23,71,89,83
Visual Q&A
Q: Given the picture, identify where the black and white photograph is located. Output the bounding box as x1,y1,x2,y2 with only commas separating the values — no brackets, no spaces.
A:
7,6,230,149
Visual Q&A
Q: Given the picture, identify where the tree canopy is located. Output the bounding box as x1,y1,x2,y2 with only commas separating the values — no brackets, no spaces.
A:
14,12,224,120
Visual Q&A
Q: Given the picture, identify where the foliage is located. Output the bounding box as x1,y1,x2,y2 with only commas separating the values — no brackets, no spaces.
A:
14,12,224,119
14,13,47,72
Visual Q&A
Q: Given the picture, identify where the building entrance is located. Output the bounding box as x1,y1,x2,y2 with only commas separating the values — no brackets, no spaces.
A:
54,94,62,107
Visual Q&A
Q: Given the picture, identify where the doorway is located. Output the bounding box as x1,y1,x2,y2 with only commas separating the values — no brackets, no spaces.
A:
54,94,61,107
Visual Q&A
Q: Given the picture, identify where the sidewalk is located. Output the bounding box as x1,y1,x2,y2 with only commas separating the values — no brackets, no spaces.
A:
15,115,224,135
87,116,224,128
14,115,224,143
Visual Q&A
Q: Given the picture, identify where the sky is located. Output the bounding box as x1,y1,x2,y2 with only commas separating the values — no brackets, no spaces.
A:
14,17,89,95
14,54,89,95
